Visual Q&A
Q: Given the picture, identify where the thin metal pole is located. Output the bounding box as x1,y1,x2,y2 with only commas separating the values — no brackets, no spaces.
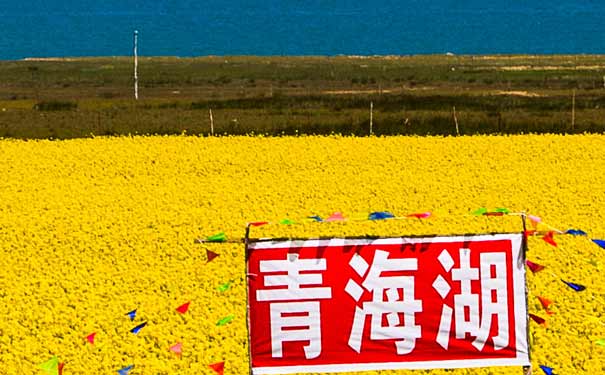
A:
133,30,139,100
520,212,532,375
244,223,253,375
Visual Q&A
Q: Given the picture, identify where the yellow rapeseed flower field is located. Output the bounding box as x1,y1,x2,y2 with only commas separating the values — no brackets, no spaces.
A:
0,134,603,375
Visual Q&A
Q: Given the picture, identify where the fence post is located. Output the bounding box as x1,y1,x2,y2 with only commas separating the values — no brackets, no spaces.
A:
571,89,576,131
369,101,373,135
209,108,214,136
453,106,460,136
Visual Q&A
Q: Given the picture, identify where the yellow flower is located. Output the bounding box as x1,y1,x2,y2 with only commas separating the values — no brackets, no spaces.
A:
0,134,603,374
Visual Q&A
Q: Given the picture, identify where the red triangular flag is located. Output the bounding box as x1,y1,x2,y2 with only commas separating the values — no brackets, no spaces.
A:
529,313,547,327
169,342,183,358
407,212,431,219
537,296,553,311
176,301,190,314
207,250,219,263
542,231,557,247
86,332,96,345
526,259,545,273
58,362,65,375
249,221,268,227
209,361,225,375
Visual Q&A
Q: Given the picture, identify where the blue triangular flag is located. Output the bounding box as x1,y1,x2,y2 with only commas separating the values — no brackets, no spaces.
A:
592,239,605,249
126,309,137,321
117,364,134,375
565,229,587,236
562,280,586,292
308,215,323,222
539,365,554,375
130,322,147,334
368,211,395,220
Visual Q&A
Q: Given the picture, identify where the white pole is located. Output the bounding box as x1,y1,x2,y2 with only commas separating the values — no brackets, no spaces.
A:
369,101,373,135
134,30,139,100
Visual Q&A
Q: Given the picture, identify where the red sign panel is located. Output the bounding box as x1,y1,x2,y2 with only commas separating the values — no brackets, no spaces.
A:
246,234,529,374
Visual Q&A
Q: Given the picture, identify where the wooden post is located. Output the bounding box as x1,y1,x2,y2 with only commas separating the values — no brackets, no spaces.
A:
453,106,460,136
369,101,373,135
209,108,214,136
571,89,576,131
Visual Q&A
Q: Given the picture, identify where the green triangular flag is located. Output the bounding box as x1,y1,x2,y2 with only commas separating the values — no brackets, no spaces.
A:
217,282,231,292
279,218,295,225
494,207,510,214
216,315,234,326
471,207,488,216
596,338,605,347
39,356,59,375
207,232,227,243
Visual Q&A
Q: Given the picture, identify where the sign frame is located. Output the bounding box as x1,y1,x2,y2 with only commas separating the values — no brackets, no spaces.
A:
245,231,531,375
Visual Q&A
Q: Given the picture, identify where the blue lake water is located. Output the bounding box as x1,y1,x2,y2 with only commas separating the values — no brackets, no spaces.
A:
2,0,605,60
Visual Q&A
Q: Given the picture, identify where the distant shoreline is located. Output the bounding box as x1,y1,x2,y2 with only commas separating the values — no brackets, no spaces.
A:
18,53,605,62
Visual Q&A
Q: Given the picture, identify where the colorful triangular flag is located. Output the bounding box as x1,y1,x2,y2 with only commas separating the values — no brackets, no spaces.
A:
542,231,557,247
595,338,605,347
169,342,183,358
528,214,541,228
209,361,225,375
325,212,345,222
207,232,227,243
216,315,234,326
562,280,586,292
407,212,431,219
369,211,395,220
126,309,137,321
537,296,553,312
86,332,96,345
566,229,587,236
524,230,537,237
592,239,605,249
39,356,59,374
539,365,555,375
130,322,147,334
248,221,268,227
471,207,488,216
526,259,545,273
529,313,547,327
307,215,323,222
217,282,231,292
176,302,190,314
117,364,134,375
206,249,219,263
279,218,295,225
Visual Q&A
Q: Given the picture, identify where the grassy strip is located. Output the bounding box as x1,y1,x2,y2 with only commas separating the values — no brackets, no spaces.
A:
1,55,604,138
